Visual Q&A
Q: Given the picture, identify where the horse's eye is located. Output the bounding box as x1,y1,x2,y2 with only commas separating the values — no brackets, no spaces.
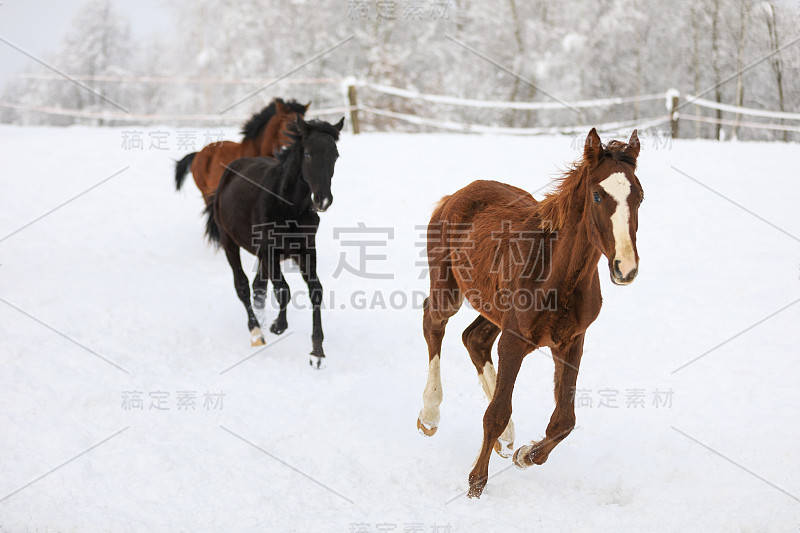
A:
304,151,311,159
639,195,644,205
592,192,601,204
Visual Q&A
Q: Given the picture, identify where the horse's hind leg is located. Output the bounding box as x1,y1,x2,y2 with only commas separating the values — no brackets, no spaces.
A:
468,331,531,498
417,279,462,437
253,259,269,312
252,259,268,319
252,251,290,336
268,263,290,335
462,316,514,457
221,235,264,346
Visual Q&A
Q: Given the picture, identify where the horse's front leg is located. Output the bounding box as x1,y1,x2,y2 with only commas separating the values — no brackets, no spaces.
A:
468,330,531,498
298,248,325,369
513,333,585,468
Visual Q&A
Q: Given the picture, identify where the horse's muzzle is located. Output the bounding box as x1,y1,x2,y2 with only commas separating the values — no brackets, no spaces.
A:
611,259,638,285
313,195,332,212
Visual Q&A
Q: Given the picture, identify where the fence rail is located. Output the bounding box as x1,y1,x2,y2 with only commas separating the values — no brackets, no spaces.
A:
357,105,670,135
683,95,800,121
6,73,341,85
352,80,665,110
679,114,800,133
1,75,798,139
342,81,798,138
0,101,348,123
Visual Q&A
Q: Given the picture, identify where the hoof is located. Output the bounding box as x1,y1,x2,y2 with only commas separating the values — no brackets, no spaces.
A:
250,328,266,346
467,485,484,499
514,441,549,468
416,417,438,437
309,354,326,370
512,447,527,469
513,444,537,469
494,438,514,458
467,473,486,499
270,322,287,335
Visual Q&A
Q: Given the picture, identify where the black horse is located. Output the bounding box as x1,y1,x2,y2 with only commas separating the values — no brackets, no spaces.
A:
204,116,344,369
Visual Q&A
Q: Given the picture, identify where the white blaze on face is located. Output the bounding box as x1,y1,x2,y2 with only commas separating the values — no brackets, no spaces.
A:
599,172,637,278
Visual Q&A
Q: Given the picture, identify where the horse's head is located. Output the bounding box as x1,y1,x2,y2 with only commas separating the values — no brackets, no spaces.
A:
583,128,643,286
295,116,344,212
274,99,311,149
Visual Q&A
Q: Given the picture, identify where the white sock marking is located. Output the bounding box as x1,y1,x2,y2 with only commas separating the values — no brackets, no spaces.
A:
419,355,442,429
479,361,497,399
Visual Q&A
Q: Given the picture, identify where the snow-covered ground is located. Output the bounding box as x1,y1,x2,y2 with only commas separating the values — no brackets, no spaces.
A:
1,125,798,532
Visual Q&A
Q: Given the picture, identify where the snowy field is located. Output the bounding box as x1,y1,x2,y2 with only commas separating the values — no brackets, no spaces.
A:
1,125,799,532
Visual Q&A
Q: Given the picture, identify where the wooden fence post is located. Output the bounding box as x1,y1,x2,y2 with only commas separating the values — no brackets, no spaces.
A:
348,83,360,135
341,77,360,134
668,90,680,139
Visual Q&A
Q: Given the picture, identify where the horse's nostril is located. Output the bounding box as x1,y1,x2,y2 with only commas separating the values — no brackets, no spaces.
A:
613,260,622,277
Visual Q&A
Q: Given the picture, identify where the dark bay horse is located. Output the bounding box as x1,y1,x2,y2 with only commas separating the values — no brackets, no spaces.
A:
204,116,344,369
175,98,309,202
417,129,643,498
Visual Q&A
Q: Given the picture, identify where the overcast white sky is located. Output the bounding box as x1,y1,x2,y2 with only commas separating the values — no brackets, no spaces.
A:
0,0,172,89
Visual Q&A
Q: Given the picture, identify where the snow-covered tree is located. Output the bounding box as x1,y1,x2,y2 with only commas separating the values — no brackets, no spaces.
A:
2,0,799,140
2,0,135,125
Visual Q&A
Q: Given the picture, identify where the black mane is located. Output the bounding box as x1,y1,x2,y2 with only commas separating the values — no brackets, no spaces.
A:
300,119,341,141
240,98,307,141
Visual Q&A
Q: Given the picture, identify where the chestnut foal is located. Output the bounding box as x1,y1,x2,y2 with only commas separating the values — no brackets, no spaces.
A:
174,98,309,203
417,129,643,498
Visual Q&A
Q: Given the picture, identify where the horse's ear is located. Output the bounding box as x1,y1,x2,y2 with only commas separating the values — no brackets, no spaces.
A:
304,101,311,113
274,99,285,113
625,129,640,159
333,117,345,132
584,128,603,161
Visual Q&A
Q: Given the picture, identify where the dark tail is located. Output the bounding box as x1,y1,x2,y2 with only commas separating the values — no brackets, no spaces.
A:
204,194,221,246
174,152,196,191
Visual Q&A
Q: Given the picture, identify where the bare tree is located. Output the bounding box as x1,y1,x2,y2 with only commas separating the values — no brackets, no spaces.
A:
732,0,751,139
710,0,724,139
691,2,705,138
761,0,787,141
